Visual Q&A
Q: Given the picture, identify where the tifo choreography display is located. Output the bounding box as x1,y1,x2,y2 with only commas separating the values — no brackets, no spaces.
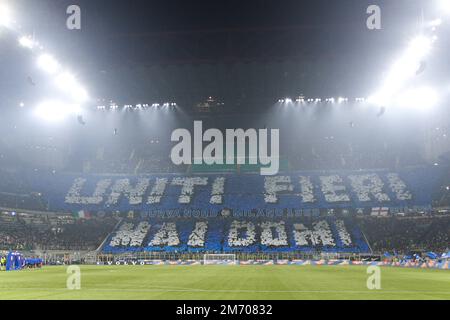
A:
1,165,447,257
102,217,368,254
2,166,439,213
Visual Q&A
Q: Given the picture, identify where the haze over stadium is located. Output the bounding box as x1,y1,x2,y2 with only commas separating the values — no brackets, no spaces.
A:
0,0,449,302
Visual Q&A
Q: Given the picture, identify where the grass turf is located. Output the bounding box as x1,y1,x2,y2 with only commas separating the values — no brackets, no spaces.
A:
0,265,449,300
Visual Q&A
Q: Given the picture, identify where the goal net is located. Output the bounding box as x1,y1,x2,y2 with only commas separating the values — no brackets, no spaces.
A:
203,254,237,265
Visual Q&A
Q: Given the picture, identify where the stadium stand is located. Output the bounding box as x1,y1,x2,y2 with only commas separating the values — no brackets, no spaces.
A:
101,217,370,254
359,216,450,254
17,167,443,212
0,165,448,256
0,212,118,251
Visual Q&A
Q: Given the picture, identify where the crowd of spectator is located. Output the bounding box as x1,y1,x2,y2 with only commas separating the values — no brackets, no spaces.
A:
0,210,448,255
359,215,450,254
0,213,118,251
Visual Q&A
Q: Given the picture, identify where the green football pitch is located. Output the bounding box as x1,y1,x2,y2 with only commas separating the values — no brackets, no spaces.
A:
0,265,449,300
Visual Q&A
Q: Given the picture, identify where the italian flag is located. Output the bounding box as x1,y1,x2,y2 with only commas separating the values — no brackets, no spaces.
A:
73,210,91,219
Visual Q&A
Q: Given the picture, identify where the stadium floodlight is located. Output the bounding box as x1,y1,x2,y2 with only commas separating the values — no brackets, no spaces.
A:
55,72,77,88
34,100,81,122
408,35,432,58
439,0,450,14
395,86,439,109
19,36,36,49
369,35,433,106
37,54,60,74
0,4,12,28
386,35,432,86
54,72,89,103
430,18,442,27
367,94,384,106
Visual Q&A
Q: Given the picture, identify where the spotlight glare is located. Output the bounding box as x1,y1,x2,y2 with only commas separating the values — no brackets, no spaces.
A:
395,86,439,109
430,18,442,27
0,5,12,28
55,72,89,102
37,54,60,74
439,0,450,14
408,35,432,59
34,100,81,122
19,36,35,49
369,35,433,106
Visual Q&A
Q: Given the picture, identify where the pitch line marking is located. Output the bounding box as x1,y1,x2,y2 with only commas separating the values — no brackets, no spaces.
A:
2,287,450,295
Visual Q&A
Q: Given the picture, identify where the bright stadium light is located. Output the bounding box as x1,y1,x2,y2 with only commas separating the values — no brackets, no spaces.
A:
19,36,36,49
369,35,433,106
0,4,12,28
408,35,432,58
54,72,89,102
395,86,439,110
34,100,81,122
439,0,450,15
37,54,60,74
430,18,442,27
